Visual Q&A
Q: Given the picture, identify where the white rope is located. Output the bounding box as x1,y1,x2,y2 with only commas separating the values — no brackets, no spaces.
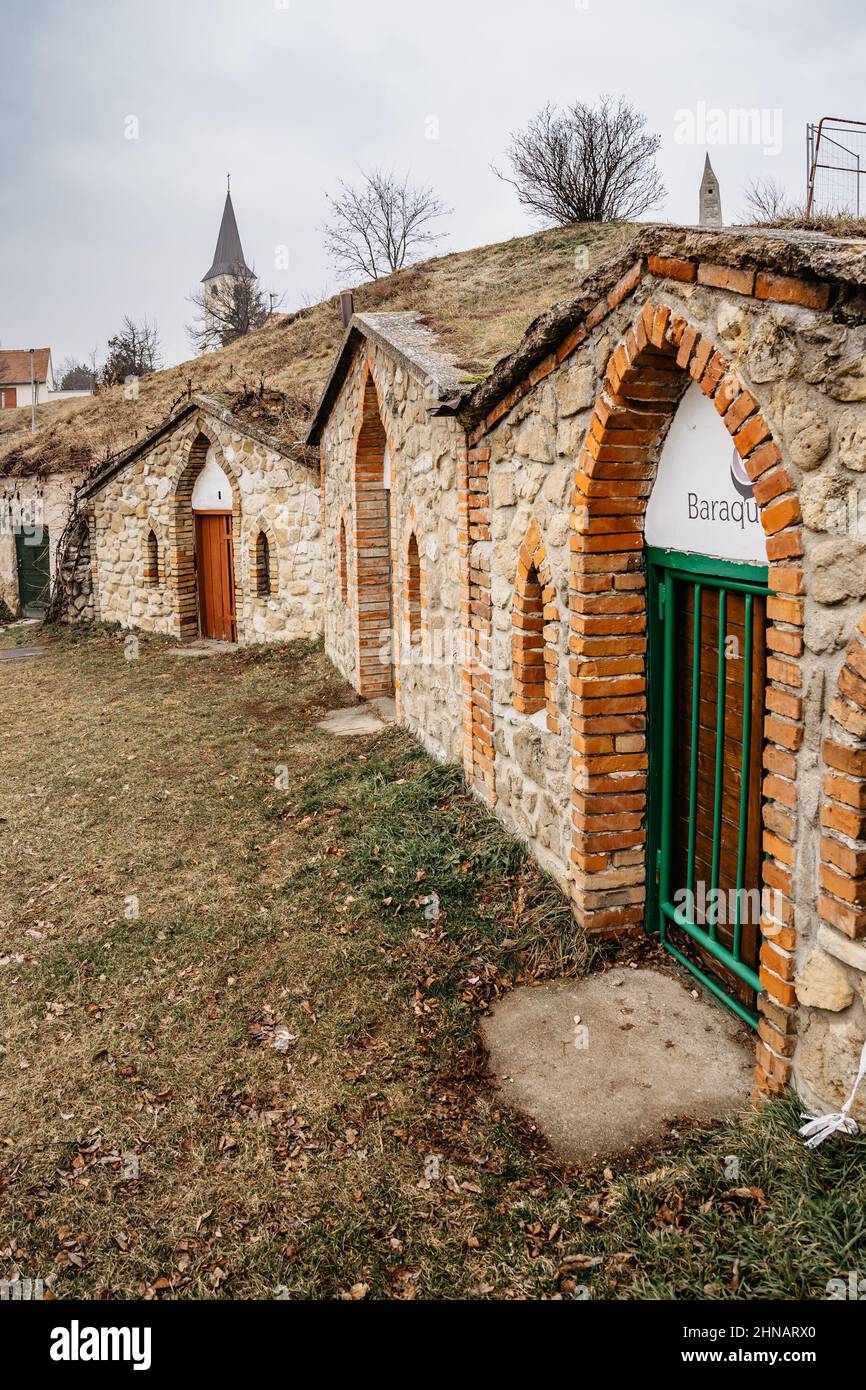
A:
799,1035,866,1148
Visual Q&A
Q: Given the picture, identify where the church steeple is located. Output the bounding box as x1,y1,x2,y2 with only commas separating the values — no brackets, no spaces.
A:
202,177,255,283
699,154,723,227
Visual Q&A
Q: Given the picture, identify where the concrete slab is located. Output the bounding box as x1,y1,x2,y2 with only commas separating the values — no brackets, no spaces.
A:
168,640,238,657
481,967,753,1161
317,697,396,737
317,705,387,736
370,697,396,722
0,646,48,663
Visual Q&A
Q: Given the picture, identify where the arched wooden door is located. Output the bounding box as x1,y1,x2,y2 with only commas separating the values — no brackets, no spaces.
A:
194,511,236,641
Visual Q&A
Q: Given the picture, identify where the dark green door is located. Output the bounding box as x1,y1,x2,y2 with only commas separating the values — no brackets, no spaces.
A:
647,548,769,1027
15,528,51,616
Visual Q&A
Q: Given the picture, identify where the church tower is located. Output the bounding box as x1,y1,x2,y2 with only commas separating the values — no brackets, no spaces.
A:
201,178,256,342
699,154,723,227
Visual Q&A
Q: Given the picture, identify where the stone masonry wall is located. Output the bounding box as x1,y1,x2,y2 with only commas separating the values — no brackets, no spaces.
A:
482,360,598,888
88,408,322,644
320,345,464,764
320,243,866,1120
463,250,866,1117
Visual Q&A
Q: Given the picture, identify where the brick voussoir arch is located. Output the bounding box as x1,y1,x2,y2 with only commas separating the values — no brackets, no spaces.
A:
352,353,398,701
401,503,426,660
819,615,866,943
143,511,169,587
513,518,561,734
570,297,805,1098
171,419,243,641
336,505,350,605
248,514,280,597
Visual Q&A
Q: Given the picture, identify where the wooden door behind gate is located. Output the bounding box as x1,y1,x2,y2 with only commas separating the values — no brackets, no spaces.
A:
195,512,236,642
671,581,766,1012
648,548,769,1026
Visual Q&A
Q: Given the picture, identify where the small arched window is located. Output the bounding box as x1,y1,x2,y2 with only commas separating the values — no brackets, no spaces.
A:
144,529,159,588
338,518,348,603
513,560,545,714
255,531,271,596
512,526,560,734
406,532,422,649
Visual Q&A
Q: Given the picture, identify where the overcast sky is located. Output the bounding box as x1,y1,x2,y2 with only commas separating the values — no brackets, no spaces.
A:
2,0,863,369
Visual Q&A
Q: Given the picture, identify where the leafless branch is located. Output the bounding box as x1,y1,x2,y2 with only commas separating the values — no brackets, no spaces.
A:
494,95,666,225
321,169,450,281
742,177,799,223
101,316,161,386
186,263,279,353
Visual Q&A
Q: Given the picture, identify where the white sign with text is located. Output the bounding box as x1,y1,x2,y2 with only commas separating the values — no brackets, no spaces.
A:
645,382,766,564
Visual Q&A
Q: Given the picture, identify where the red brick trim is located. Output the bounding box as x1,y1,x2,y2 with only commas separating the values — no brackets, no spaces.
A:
818,613,866,944
459,444,495,802
569,300,803,1099
337,509,349,605
171,424,242,642
351,356,396,700
402,505,425,660
513,518,560,734
250,519,278,597
144,527,160,588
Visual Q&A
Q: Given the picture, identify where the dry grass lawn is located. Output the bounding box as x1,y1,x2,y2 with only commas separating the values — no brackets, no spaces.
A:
1,624,864,1300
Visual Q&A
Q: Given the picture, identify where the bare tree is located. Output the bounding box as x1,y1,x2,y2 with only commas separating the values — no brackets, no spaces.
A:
495,96,666,225
296,283,335,310
186,263,276,352
101,316,161,386
321,169,450,281
742,177,798,223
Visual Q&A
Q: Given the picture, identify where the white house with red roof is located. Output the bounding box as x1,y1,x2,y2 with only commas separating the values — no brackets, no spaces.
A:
0,347,91,411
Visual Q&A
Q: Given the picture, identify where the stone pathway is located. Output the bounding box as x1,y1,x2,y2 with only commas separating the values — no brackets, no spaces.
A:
481,967,753,1160
0,646,48,663
317,697,396,737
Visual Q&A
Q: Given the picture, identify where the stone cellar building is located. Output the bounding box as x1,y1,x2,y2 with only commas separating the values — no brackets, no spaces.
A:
0,470,85,619
78,396,322,644
307,223,866,1123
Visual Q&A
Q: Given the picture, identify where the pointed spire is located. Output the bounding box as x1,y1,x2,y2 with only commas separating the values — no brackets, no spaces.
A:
699,153,723,227
202,183,254,282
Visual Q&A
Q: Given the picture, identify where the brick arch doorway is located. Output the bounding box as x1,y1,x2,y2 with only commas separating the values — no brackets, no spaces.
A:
173,432,240,643
353,363,394,697
570,302,803,1056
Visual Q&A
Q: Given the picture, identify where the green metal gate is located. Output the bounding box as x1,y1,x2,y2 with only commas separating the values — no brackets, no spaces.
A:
647,548,770,1027
15,527,51,616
